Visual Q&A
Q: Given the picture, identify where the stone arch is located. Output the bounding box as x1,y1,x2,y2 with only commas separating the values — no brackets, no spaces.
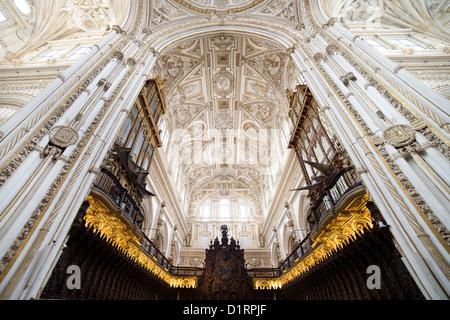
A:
287,233,296,252
140,195,154,237
172,240,181,265
153,25,298,55
271,241,280,267
0,93,34,125
297,191,311,238
156,222,169,253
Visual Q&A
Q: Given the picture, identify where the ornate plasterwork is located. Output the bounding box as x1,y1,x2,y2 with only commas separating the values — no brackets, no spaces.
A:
2,1,128,64
85,195,197,288
333,45,450,161
213,69,234,97
0,1,130,124
339,71,357,86
381,124,416,148
48,126,78,148
0,25,140,278
253,193,374,289
322,0,384,25
313,28,450,251
0,0,448,299
0,55,112,188
321,0,449,40
160,34,299,215
170,0,265,13
151,0,298,28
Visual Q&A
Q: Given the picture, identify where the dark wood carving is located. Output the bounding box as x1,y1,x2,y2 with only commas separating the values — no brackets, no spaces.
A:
279,223,425,300
41,203,423,300
195,225,259,300
40,201,173,300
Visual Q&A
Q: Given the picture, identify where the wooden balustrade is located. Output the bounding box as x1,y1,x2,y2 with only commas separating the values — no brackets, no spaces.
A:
94,168,145,229
41,167,424,300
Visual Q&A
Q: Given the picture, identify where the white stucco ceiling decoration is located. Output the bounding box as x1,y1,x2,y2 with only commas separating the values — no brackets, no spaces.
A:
152,0,298,27
170,0,266,13
159,34,300,216
321,0,450,41
1,0,129,65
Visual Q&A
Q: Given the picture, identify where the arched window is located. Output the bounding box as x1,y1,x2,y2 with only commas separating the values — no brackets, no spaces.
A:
37,49,67,62
0,10,6,22
218,199,231,218
200,200,211,218
68,47,91,60
238,198,251,218
14,0,31,15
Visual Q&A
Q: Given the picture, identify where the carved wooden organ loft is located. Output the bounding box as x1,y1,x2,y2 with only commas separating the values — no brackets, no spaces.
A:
287,84,371,239
40,82,424,300
91,77,167,229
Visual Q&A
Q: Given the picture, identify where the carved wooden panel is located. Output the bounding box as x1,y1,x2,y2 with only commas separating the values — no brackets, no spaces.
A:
196,225,264,299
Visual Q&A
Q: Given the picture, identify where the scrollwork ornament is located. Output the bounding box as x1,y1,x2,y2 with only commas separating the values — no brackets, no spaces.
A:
48,126,79,148
313,52,325,63
382,124,416,148
213,70,234,97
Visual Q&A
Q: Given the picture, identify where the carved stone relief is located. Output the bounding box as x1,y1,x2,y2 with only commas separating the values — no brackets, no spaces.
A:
213,70,234,97
48,126,78,149
0,31,138,279
381,124,416,148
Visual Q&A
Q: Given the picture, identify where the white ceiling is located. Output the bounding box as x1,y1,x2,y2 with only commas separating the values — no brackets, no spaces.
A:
159,34,300,216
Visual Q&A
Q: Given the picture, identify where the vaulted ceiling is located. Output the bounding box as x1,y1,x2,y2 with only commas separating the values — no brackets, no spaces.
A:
0,0,129,63
151,0,297,23
146,0,450,218
1,0,448,215
159,34,300,216
321,0,450,41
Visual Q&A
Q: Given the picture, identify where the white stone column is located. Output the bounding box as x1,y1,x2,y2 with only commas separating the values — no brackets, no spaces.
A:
289,11,450,298
0,5,159,297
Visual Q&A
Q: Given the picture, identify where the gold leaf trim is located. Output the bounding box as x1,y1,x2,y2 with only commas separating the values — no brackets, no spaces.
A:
253,193,373,289
84,194,197,288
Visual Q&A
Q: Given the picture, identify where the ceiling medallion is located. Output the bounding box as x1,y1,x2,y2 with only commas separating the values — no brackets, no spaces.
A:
171,0,266,14
263,53,282,77
213,70,234,97
381,124,416,148
165,56,184,78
